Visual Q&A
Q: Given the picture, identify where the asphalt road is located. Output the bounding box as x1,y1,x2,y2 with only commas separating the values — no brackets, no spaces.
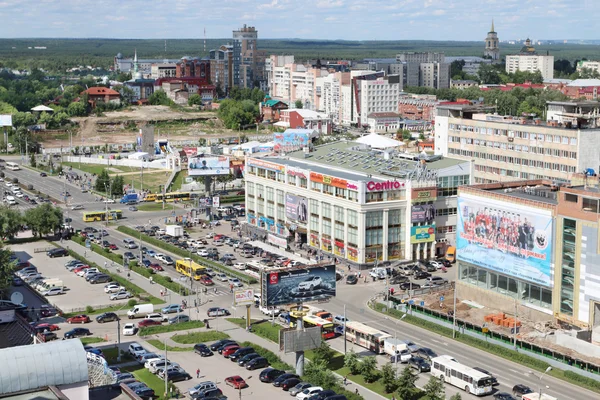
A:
4,166,599,400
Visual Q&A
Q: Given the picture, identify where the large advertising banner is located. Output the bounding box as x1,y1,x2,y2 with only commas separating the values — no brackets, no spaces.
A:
411,205,435,223
273,130,312,152
188,156,230,176
285,194,308,223
410,225,436,243
457,195,553,287
262,265,337,307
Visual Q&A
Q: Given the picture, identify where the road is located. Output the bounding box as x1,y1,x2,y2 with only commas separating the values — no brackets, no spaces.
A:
4,165,599,400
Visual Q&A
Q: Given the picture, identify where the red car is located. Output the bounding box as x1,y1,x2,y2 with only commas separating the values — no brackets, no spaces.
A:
67,315,91,324
222,345,240,358
34,323,60,332
80,232,87,238
225,375,248,389
200,276,214,286
138,319,161,328
73,265,90,273
149,264,163,272
109,244,118,250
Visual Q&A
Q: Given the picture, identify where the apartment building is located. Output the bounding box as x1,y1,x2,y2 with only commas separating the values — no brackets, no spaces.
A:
576,60,600,74
398,95,438,121
209,45,233,94
505,39,554,80
150,64,177,79
176,57,210,79
435,101,600,184
358,75,401,127
232,25,266,89
395,52,450,89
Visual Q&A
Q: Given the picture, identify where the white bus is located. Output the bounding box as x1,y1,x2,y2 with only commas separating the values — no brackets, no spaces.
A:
5,162,20,171
430,355,494,396
344,321,392,354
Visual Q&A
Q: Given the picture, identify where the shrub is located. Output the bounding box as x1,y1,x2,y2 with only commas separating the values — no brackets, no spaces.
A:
27,184,33,190
239,341,292,371
128,299,138,307
12,177,18,183
86,305,94,313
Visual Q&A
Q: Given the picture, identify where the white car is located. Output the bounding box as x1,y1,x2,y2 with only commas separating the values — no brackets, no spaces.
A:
259,305,281,316
104,283,124,293
333,315,350,325
110,290,132,300
205,232,214,239
233,262,246,270
149,360,179,374
80,268,99,277
71,204,84,210
428,260,443,269
123,323,137,336
298,276,322,291
296,387,323,400
390,349,412,363
228,278,243,288
128,343,147,357
43,287,64,296
216,273,228,282
103,198,115,203
15,191,24,198
155,254,166,262
5,182,12,188
197,249,209,257
146,313,168,323
214,239,224,246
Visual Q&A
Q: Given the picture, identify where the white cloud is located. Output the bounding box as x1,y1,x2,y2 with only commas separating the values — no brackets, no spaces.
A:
432,9,446,16
316,0,343,8
325,16,337,21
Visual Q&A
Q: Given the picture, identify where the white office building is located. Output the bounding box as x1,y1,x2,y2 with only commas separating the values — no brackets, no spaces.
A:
244,142,471,265
505,39,554,80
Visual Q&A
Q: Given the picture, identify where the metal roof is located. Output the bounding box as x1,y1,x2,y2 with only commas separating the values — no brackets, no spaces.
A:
0,340,88,395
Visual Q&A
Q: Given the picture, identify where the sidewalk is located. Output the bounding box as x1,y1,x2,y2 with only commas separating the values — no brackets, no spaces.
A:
153,318,386,400
246,240,314,265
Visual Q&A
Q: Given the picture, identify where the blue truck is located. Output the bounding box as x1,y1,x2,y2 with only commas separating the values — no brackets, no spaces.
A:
120,193,139,204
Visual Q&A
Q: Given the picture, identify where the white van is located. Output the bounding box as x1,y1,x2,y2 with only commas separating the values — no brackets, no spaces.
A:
127,303,154,319
11,186,21,194
5,195,16,206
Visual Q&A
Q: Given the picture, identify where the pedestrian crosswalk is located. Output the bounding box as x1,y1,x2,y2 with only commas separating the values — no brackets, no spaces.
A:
199,289,230,298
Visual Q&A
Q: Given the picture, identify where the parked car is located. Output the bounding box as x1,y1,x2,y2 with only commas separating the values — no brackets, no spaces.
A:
194,343,213,357
414,270,431,280
399,282,421,291
33,323,59,332
207,307,230,317
90,274,111,284
64,327,91,339
128,343,147,358
296,386,323,399
346,274,358,285
110,290,133,300
225,375,248,389
273,373,299,387
96,312,120,323
390,349,412,363
67,314,91,324
146,313,168,323
43,287,64,296
290,382,314,396
237,353,260,366
408,356,431,372
189,381,218,397
123,323,137,336
104,283,124,293
280,377,302,391
40,331,58,342
161,304,183,314
222,345,240,358
149,263,163,272
416,347,437,360
228,278,243,288
168,314,190,324
216,273,228,281
210,339,236,352
428,276,449,286
259,368,285,383
493,394,516,400
47,248,68,258
166,370,192,382
138,319,162,328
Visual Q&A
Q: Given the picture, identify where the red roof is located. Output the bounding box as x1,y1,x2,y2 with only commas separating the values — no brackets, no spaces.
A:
83,87,120,96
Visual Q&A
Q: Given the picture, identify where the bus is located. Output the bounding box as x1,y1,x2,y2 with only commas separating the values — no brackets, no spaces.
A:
82,210,123,222
155,192,198,202
175,258,206,281
430,355,494,396
5,162,20,171
344,321,392,354
302,315,336,340
143,193,157,202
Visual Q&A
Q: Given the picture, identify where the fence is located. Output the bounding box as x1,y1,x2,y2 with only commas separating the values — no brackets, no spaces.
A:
64,156,170,170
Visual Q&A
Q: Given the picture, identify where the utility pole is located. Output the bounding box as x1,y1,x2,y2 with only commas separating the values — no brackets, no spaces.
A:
514,299,518,350
343,304,347,354
452,282,457,339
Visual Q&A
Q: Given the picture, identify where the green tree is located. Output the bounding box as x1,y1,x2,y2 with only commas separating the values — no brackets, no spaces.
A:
111,175,125,197
359,356,379,383
30,153,36,167
52,111,70,127
312,340,335,365
303,360,339,390
478,63,502,84
147,90,173,106
38,111,54,128
95,169,110,193
188,94,202,106
344,349,361,375
0,101,17,114
396,365,419,400
380,363,399,393
422,376,445,400
0,205,23,239
419,132,426,141
24,203,63,238
398,129,412,141
115,85,135,105
0,243,16,295
295,99,304,109
449,393,462,400
67,101,87,117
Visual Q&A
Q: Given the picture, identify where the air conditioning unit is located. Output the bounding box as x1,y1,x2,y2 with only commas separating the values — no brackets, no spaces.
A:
508,137,514,142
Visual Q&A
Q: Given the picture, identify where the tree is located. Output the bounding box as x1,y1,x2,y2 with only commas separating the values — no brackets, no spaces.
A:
0,205,23,239
52,111,70,127
295,99,303,109
0,243,16,295
478,63,502,84
67,101,87,117
115,85,135,105
303,360,339,390
359,356,379,383
397,129,412,141
344,349,361,375
24,203,63,238
30,153,36,167
111,175,125,197
147,90,173,106
396,364,419,400
188,94,202,106
0,101,17,114
422,376,445,400
216,173,234,190
95,169,110,193
312,340,335,365
449,394,462,400
380,363,399,393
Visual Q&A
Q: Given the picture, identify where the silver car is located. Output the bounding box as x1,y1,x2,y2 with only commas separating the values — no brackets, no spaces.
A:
110,290,132,301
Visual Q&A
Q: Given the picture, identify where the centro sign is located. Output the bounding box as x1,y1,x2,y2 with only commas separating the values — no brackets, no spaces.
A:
366,180,405,192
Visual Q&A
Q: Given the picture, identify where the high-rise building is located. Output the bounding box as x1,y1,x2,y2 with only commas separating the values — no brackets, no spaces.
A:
505,39,554,80
395,52,450,89
209,45,233,94
484,20,500,60
232,24,266,89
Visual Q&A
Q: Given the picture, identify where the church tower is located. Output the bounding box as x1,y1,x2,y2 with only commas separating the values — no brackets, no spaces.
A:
484,20,500,60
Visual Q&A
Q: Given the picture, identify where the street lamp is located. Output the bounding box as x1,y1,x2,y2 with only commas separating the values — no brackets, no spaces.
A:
139,219,151,265
531,366,552,399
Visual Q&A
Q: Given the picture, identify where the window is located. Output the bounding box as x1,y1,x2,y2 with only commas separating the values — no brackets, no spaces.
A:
310,215,319,232
388,209,403,226
347,226,358,246
310,200,319,215
322,218,332,236
366,211,383,228
276,190,284,205
322,203,331,219
247,182,255,196
436,208,457,216
334,206,344,223
266,187,274,201
334,222,344,240
565,193,578,203
347,209,358,227
582,197,598,213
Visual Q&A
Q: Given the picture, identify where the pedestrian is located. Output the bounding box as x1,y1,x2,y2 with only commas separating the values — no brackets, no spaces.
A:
104,261,107,269
343,376,347,386
194,299,198,308
355,388,359,395
196,368,200,378
347,264,351,271
127,272,131,280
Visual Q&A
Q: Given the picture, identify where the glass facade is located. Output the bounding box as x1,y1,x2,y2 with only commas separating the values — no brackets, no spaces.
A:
560,218,576,315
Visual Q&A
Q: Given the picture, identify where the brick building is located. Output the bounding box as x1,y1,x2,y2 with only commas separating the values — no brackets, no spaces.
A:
260,96,288,122
176,57,211,79
398,97,437,121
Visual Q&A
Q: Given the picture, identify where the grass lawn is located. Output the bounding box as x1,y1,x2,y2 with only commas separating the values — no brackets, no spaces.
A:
63,161,110,175
125,170,170,194
103,347,134,365
63,304,130,318
138,320,205,336
136,202,170,211
146,339,194,352
171,331,229,344
122,364,177,400
169,170,185,192
80,337,107,345
226,318,281,343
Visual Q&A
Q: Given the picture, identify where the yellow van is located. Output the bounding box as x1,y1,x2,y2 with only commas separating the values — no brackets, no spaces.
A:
445,246,456,263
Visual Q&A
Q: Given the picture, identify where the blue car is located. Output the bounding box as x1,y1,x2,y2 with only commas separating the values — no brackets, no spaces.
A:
142,258,151,267
161,304,183,314
147,250,156,258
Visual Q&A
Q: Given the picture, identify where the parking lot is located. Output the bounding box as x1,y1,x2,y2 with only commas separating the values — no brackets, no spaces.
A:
10,242,131,313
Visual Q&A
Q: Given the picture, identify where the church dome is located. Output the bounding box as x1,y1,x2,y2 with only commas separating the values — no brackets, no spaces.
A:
116,52,123,59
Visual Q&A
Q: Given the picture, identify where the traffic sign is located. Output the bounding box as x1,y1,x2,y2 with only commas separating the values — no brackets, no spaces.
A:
439,296,445,302
408,300,415,305
420,301,425,307
511,327,520,334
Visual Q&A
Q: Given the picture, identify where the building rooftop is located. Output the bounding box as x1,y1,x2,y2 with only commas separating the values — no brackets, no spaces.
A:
567,79,600,87
462,180,560,206
259,141,467,182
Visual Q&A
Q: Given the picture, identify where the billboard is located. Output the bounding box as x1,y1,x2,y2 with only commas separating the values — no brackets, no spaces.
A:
279,326,322,353
456,195,553,287
285,194,308,223
262,265,336,307
273,130,313,152
188,156,230,176
410,225,436,243
0,115,12,127
411,205,435,223
233,289,254,306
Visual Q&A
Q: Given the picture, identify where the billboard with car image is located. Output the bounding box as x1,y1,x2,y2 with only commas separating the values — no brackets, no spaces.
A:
261,265,337,307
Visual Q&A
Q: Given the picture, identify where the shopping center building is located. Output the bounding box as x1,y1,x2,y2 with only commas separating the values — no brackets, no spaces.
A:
456,176,600,340
243,141,471,265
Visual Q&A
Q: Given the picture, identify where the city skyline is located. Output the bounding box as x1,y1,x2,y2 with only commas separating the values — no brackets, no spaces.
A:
0,0,597,41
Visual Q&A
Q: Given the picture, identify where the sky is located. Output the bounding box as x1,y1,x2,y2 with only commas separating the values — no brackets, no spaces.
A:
0,0,597,41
